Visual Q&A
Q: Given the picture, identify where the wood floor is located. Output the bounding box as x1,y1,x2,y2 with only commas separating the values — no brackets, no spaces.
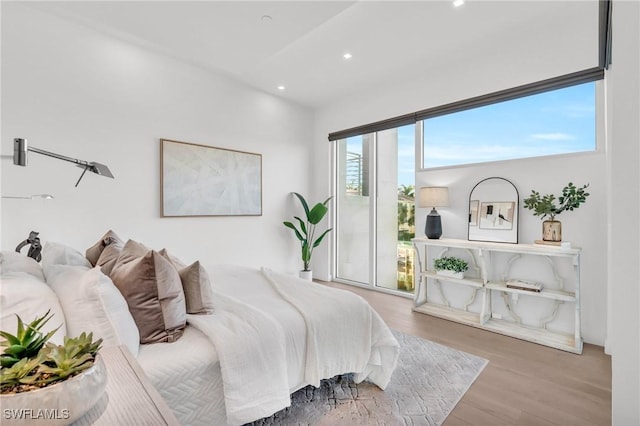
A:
319,280,612,426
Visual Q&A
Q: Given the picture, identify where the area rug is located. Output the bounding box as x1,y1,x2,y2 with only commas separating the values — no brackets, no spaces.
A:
247,330,488,426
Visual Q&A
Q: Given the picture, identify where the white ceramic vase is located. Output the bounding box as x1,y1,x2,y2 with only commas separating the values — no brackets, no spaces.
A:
436,269,464,279
299,270,313,281
1,355,107,426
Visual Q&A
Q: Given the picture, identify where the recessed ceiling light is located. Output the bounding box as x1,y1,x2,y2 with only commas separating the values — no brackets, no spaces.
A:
277,85,285,91
343,53,353,60
453,0,464,7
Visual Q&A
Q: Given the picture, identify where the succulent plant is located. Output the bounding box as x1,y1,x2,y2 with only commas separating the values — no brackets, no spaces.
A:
0,353,46,388
0,310,60,368
0,313,102,394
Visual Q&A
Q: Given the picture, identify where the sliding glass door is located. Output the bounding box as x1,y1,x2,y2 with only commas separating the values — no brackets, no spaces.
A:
335,134,372,284
334,125,415,293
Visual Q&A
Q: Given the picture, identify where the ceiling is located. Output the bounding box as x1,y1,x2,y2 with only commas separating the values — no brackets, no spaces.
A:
28,1,599,108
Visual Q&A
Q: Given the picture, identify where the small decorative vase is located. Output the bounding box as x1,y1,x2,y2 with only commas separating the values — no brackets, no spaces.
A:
1,354,107,426
299,270,313,281
543,220,562,242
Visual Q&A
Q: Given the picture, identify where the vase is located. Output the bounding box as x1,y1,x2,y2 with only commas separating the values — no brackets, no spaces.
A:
299,270,313,281
1,355,107,426
542,220,562,242
436,269,464,279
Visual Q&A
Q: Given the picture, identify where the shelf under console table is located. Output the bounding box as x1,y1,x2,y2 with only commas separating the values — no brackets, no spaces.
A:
412,238,583,354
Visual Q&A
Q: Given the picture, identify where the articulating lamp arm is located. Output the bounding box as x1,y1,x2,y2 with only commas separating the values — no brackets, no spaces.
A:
12,138,114,187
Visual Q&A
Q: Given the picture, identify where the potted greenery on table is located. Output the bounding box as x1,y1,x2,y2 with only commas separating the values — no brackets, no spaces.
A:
1,310,105,426
433,256,469,279
283,192,333,280
523,182,590,242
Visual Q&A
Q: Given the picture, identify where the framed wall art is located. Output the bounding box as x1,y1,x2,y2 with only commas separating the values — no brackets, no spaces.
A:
161,139,262,217
468,177,519,243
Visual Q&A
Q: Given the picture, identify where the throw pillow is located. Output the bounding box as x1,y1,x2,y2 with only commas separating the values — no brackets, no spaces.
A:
86,230,122,266
111,240,187,344
94,231,125,276
159,249,215,315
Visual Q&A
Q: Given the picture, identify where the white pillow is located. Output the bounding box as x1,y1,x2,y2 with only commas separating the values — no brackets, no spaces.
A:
41,242,91,279
0,272,67,345
0,250,45,281
46,264,140,357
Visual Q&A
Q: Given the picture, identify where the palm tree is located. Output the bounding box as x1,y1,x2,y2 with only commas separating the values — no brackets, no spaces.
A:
399,184,415,198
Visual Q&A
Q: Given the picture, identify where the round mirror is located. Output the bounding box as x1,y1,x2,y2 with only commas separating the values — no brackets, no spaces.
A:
468,177,519,243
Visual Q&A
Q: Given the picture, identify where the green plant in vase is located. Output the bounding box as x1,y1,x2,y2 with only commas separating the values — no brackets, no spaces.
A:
433,256,469,279
523,182,590,242
1,311,102,394
283,192,333,280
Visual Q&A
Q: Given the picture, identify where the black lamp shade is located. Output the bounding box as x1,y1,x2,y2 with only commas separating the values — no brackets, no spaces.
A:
425,208,442,239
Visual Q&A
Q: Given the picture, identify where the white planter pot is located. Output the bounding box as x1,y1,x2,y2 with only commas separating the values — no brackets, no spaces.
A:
436,269,464,279
1,355,107,426
299,270,313,281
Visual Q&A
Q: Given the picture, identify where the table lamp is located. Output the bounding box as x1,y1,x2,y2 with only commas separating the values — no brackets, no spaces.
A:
419,187,449,239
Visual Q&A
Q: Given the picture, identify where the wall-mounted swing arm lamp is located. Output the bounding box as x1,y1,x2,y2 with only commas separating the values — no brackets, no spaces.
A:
13,138,114,187
2,194,54,200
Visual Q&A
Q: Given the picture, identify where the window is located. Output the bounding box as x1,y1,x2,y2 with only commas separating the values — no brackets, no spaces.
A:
422,82,596,169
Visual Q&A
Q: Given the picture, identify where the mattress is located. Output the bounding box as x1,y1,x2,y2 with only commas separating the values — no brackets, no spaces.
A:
136,326,227,426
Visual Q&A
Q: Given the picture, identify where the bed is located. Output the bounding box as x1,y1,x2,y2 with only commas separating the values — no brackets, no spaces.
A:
0,237,399,426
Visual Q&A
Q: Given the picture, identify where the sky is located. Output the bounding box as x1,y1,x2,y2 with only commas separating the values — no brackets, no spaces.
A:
348,82,596,188
421,82,596,170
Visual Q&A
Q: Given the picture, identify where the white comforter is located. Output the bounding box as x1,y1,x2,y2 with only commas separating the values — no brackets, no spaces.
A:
187,265,399,425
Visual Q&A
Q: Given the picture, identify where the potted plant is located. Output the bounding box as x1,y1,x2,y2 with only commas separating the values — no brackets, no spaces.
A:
523,182,590,242
433,256,468,279
283,192,332,280
1,310,105,426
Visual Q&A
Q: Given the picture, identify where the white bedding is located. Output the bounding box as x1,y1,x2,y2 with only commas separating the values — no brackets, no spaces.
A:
136,326,226,426
139,264,399,426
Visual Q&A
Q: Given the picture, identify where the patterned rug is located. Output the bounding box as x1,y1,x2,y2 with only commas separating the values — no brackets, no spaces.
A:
247,330,488,426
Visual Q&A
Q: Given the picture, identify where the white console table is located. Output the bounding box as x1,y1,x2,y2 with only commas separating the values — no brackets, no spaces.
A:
412,238,582,354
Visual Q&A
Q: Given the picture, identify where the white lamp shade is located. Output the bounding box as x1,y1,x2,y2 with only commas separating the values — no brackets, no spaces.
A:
419,187,449,208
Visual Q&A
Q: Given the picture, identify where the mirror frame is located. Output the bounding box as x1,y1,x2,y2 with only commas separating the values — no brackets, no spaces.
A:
468,177,519,244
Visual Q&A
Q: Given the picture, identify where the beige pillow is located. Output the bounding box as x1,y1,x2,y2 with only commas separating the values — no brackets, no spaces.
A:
111,241,186,344
159,249,214,315
86,230,123,266
95,234,125,276
177,261,215,315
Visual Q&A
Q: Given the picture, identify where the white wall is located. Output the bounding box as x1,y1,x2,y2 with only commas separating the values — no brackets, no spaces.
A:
607,1,640,424
0,3,313,274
